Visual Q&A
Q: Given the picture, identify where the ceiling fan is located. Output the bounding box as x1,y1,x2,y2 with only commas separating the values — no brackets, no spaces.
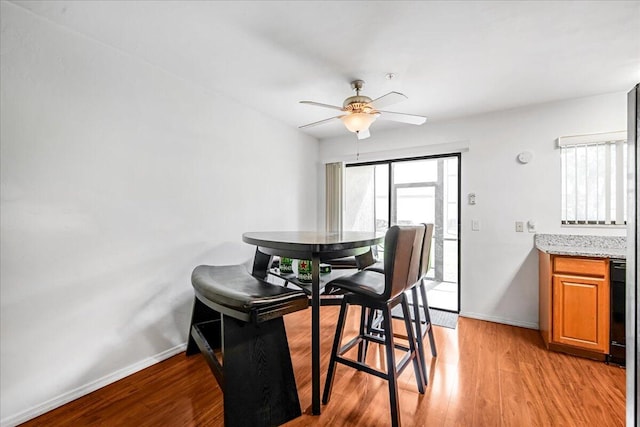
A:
299,79,427,140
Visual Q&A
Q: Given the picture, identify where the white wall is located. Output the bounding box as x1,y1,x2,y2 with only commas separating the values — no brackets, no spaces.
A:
0,3,318,425
320,91,628,328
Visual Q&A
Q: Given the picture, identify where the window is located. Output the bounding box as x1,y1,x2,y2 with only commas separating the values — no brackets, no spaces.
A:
559,131,627,225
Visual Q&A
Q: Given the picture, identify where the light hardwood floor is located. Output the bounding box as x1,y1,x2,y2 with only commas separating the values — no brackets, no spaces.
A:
21,307,626,426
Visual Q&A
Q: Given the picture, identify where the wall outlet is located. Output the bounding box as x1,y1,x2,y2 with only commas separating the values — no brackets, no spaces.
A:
468,193,476,205
515,221,524,232
527,220,536,233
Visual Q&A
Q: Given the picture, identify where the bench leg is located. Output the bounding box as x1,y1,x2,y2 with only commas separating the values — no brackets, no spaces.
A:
186,297,220,355
223,316,301,427
190,319,224,388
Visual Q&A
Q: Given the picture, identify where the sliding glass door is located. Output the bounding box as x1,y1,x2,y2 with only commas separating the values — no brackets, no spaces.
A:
344,154,460,312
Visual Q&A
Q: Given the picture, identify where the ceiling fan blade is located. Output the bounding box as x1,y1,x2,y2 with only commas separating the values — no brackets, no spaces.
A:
300,101,344,111
357,128,370,140
368,92,407,109
298,115,344,129
378,110,427,125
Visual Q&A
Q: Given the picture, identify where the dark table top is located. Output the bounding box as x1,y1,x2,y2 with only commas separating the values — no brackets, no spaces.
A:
242,230,384,254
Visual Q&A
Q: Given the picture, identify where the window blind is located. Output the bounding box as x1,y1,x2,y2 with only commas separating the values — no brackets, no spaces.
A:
558,131,627,225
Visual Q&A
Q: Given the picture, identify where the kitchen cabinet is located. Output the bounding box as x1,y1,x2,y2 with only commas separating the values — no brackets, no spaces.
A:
539,252,610,359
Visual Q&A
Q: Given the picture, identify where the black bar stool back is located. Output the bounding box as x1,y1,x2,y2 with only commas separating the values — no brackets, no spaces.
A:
364,223,438,385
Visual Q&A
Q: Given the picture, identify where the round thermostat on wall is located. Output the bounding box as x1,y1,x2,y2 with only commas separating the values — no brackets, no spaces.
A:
517,151,533,164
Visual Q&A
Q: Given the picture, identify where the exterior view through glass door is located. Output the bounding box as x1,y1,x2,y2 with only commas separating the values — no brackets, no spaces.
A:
344,154,460,312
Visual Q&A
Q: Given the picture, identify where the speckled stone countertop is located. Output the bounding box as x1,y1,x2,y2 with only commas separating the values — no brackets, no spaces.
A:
535,234,627,259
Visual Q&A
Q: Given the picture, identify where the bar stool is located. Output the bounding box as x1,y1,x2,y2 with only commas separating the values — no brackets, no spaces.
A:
186,250,308,427
322,225,425,427
365,223,437,384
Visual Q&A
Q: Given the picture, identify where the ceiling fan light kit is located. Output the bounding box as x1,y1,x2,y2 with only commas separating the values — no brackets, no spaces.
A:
299,79,427,139
340,112,378,133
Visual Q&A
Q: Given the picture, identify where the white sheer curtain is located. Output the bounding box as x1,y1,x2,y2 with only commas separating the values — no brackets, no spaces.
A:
325,162,343,232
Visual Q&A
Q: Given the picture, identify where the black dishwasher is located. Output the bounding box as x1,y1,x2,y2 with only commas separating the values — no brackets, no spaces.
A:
608,259,626,366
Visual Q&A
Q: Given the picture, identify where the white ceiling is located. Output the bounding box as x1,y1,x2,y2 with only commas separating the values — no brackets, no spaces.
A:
11,0,640,140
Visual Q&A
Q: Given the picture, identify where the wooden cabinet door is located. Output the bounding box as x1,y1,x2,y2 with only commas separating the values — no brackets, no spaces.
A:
552,274,610,353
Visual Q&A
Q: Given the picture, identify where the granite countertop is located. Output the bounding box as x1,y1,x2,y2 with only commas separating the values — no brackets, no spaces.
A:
535,234,627,259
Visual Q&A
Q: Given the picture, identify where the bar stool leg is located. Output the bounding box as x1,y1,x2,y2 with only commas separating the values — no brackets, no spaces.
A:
357,306,368,363
419,282,437,357
401,296,425,394
323,299,350,404
382,306,401,427
411,286,428,385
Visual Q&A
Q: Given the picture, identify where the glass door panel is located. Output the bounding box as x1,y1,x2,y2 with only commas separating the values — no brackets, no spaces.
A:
393,159,438,183
395,186,435,226
345,165,389,233
345,165,375,232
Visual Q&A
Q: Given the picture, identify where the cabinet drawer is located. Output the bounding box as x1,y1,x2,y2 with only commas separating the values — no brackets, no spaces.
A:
553,256,607,277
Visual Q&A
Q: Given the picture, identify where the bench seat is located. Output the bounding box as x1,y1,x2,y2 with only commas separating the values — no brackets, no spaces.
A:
192,264,309,323
187,261,308,427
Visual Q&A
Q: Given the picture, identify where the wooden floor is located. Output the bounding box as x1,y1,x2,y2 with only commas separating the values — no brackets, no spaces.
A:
21,307,626,426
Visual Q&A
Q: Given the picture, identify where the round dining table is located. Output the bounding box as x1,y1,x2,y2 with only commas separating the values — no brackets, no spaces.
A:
242,230,384,415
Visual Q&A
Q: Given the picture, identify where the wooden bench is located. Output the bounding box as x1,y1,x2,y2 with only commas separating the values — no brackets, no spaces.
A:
186,251,308,427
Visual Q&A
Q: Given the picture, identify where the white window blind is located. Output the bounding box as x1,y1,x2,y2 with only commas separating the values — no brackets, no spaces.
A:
558,131,627,225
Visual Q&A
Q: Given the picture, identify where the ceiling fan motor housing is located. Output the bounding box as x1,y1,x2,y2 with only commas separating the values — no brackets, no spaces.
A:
343,96,373,112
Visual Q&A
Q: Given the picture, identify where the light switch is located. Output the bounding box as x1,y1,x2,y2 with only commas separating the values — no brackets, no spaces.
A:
515,221,524,232
472,219,480,231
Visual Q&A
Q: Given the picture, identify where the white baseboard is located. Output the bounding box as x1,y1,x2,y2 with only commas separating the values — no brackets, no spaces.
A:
1,343,187,427
460,311,539,330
